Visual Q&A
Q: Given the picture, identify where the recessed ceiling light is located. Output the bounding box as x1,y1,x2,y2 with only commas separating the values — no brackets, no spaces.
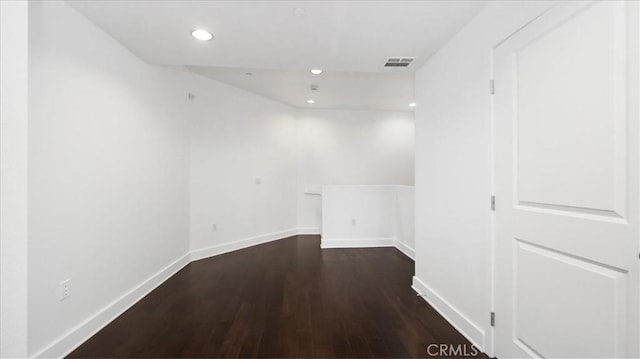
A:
310,69,323,75
191,29,213,41
409,102,417,108
307,99,315,104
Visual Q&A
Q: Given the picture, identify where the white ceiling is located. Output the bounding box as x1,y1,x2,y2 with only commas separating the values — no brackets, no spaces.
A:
68,1,487,111
189,66,414,111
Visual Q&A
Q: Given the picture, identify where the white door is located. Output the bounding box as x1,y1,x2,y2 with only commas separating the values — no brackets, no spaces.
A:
494,1,639,358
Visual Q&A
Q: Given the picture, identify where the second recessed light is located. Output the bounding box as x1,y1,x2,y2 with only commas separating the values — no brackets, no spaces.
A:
307,99,315,104
191,29,213,41
310,69,323,75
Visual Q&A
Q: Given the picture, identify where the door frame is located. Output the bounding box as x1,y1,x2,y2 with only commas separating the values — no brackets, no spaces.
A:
488,5,558,357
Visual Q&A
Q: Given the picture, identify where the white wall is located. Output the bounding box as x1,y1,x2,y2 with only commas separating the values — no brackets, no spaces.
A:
322,186,397,244
28,1,191,355
26,2,305,356
296,109,414,232
188,76,298,258
412,1,556,354
395,185,415,256
0,1,29,357
28,1,189,355
321,185,414,258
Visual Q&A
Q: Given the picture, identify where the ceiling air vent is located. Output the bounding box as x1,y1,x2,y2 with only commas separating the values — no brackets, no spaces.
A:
384,57,415,67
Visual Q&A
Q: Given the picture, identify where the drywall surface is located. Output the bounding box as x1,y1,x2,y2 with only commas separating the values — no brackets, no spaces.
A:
28,1,191,355
321,185,414,258
413,0,556,353
188,74,298,255
0,1,29,357
395,185,415,255
28,2,303,355
296,109,414,232
322,186,397,243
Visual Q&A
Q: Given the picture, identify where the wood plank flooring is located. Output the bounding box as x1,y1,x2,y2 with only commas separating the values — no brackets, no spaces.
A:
69,235,486,358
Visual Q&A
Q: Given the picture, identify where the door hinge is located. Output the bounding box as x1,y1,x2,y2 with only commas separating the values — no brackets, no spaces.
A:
490,79,495,95
491,195,496,211
490,312,495,327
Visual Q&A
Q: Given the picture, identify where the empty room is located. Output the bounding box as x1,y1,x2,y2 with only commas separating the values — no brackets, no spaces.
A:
1,1,638,358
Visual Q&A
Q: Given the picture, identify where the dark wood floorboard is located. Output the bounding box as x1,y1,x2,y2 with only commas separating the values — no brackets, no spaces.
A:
69,235,487,358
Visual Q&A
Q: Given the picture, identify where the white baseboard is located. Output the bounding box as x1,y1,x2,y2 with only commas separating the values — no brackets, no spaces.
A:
190,228,298,261
395,240,415,260
320,237,415,261
34,229,301,358
33,252,191,359
320,237,396,248
32,230,410,358
412,276,486,352
320,238,415,260
296,227,321,235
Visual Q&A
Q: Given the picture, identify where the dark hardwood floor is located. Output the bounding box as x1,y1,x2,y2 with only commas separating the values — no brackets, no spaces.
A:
69,235,486,358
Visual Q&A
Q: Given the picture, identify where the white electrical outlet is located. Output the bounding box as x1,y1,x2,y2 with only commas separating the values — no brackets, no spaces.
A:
212,223,217,232
255,177,262,185
59,279,70,301
352,218,357,226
